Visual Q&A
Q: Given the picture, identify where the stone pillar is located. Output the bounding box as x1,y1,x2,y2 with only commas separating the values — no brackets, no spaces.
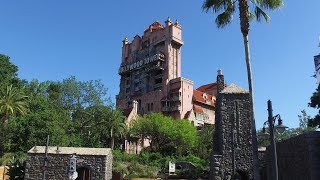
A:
210,84,254,180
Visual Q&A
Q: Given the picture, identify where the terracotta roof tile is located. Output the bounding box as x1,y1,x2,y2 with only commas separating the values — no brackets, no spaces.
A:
197,83,227,95
192,89,215,107
196,83,217,94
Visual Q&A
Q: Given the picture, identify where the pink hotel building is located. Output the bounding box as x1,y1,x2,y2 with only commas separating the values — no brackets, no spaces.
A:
116,18,219,127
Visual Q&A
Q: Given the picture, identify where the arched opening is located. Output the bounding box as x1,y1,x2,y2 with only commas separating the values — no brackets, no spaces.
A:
234,170,249,180
76,167,91,180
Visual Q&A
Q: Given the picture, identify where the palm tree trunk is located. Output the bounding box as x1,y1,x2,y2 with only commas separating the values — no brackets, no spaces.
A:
0,121,7,156
111,137,114,150
243,34,260,180
110,128,114,149
239,0,259,179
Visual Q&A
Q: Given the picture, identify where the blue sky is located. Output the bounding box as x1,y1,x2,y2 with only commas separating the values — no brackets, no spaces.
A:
0,0,319,129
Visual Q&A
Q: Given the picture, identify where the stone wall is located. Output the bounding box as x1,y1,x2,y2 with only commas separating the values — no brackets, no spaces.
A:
24,146,112,180
263,131,320,180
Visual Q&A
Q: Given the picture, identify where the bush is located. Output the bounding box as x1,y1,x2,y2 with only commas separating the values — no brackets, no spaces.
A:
178,154,208,169
138,152,162,166
113,149,137,162
112,150,160,178
112,150,209,179
126,161,159,178
0,152,26,180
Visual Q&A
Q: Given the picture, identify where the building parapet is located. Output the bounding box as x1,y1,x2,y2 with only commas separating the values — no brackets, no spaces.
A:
169,77,194,85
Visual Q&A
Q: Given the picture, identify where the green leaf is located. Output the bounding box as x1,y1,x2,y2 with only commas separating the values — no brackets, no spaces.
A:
255,6,270,22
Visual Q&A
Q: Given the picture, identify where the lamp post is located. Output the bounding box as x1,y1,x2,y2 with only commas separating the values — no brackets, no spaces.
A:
262,100,288,180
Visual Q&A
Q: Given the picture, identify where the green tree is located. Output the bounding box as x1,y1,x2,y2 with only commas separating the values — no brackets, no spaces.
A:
174,120,199,155
83,106,126,149
3,80,75,152
4,96,71,152
0,55,18,88
130,113,198,156
308,90,320,128
193,126,214,160
298,110,314,131
61,76,109,112
202,0,283,100
0,85,28,123
108,108,126,149
63,105,126,149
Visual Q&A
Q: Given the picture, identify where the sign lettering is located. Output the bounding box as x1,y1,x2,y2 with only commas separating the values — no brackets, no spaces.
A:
119,53,164,74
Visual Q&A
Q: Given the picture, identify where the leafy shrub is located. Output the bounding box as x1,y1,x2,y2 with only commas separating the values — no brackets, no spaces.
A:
113,149,137,162
126,161,159,178
113,150,160,178
0,152,26,180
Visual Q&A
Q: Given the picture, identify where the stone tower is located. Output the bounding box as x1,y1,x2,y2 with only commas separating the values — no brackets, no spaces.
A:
210,72,255,179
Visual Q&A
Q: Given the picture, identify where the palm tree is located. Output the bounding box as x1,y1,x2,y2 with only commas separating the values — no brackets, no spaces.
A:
109,108,126,149
203,0,282,99
203,0,283,178
0,85,28,123
92,106,126,149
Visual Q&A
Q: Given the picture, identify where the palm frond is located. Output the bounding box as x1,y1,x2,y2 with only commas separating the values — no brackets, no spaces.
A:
254,6,270,22
203,0,236,28
258,0,283,10
0,85,29,120
215,10,233,28
249,0,271,22
248,11,256,21
202,0,225,13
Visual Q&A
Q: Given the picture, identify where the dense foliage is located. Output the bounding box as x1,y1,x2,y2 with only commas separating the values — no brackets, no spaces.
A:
0,54,214,179
122,113,213,178
308,89,320,128
112,150,209,179
0,54,125,158
129,113,199,156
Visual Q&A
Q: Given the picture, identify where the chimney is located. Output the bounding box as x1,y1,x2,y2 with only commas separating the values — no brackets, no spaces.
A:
217,69,225,93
